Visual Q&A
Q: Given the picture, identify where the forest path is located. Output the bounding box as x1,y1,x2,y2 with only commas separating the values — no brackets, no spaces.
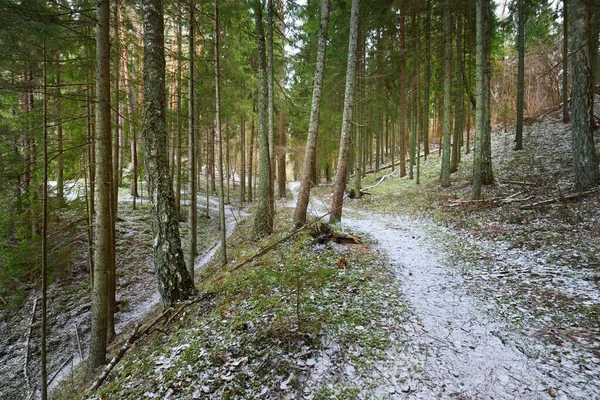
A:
286,181,570,399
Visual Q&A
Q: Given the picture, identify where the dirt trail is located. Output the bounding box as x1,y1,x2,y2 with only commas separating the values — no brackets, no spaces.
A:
287,181,595,399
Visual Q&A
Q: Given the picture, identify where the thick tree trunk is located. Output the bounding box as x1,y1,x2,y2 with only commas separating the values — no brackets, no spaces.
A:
472,0,494,199
90,0,111,371
330,0,359,223
570,0,600,191
294,0,330,226
253,1,274,237
142,0,196,306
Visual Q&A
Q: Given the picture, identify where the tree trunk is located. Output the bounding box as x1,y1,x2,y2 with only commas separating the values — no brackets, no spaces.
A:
294,0,330,225
441,0,452,188
90,0,110,371
472,0,494,199
55,53,64,203
215,0,227,264
188,0,197,278
562,0,570,123
253,0,274,237
277,111,286,198
41,41,49,400
398,7,407,178
570,0,600,191
142,0,196,306
330,0,359,223
240,111,246,203
515,0,525,150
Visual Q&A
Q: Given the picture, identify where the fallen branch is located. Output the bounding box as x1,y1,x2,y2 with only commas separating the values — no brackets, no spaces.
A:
48,354,73,385
362,170,398,192
447,193,534,207
203,209,334,281
88,323,141,393
520,188,599,209
24,297,37,393
75,323,83,360
498,179,537,187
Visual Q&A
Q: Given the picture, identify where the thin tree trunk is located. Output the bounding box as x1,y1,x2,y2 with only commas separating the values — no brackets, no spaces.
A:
215,0,227,264
55,53,64,203
562,0,570,123
240,111,246,203
398,7,407,178
188,0,197,277
330,0,359,223
441,0,452,188
41,41,49,400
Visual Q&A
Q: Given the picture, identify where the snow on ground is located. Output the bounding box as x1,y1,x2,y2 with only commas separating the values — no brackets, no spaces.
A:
0,185,246,399
287,181,600,398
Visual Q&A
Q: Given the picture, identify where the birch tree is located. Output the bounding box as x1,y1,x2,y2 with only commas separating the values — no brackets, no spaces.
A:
142,0,196,306
330,0,359,223
294,0,330,227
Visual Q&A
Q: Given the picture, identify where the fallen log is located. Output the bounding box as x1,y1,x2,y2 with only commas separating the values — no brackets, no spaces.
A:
520,188,598,210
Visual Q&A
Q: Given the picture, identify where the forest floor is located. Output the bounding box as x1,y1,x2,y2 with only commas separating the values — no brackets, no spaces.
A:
0,188,241,400
2,110,599,400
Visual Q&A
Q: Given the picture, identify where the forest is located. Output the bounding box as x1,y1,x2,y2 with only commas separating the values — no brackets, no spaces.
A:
0,0,599,398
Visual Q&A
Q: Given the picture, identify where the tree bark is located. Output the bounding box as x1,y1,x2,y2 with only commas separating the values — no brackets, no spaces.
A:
253,0,274,237
472,0,494,199
570,0,600,191
398,7,407,178
441,0,452,188
294,0,330,226
90,0,110,371
142,0,196,307
562,0,570,123
330,0,359,223
215,0,227,264
515,0,525,150
188,0,197,278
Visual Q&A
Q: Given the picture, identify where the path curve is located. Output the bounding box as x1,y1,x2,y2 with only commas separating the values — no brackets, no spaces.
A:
287,181,576,399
